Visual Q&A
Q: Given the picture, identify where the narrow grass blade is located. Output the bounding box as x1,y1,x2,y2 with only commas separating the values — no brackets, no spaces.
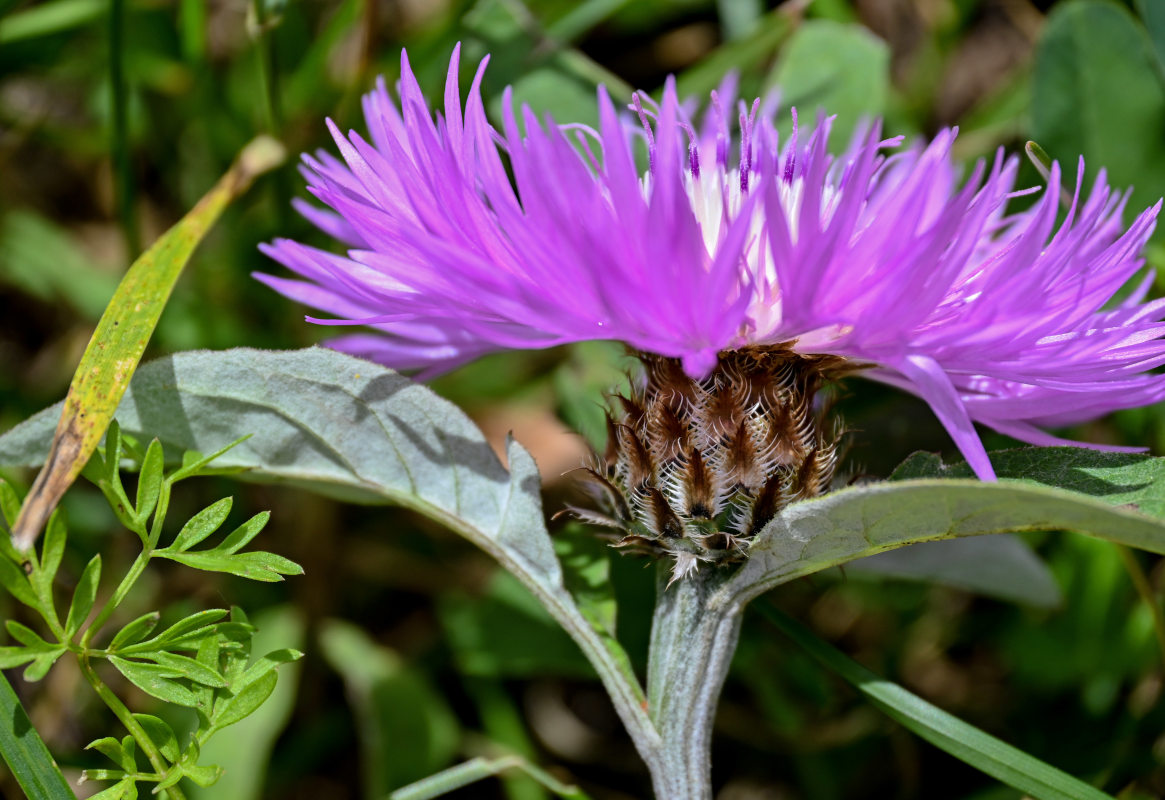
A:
389,755,589,800
0,0,103,43
9,136,285,552
760,604,1114,800
0,671,75,799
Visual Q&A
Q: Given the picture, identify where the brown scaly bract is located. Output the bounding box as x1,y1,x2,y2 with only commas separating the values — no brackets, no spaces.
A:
564,346,855,584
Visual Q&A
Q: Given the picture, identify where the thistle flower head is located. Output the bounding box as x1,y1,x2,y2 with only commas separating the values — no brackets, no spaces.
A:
566,347,853,583
260,45,1165,498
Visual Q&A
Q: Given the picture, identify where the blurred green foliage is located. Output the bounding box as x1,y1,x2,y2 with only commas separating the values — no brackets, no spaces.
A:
3,0,1165,797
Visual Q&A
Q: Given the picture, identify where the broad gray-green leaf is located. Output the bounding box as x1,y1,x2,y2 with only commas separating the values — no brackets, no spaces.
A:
0,347,652,749
845,535,1061,608
728,474,1165,602
1032,0,1165,220
845,446,1165,607
891,447,1165,515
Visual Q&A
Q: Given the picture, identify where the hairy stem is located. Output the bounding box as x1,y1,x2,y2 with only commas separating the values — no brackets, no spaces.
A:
645,566,744,799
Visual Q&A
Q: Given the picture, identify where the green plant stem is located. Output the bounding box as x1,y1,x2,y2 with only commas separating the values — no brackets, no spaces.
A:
1114,543,1165,667
77,654,185,800
645,566,743,799
250,0,282,133
108,0,139,256
81,550,150,648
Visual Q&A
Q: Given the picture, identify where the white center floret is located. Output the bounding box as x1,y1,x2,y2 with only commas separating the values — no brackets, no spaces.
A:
680,165,843,344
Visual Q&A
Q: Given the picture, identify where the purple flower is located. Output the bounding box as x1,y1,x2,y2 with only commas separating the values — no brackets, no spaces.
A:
259,46,1165,482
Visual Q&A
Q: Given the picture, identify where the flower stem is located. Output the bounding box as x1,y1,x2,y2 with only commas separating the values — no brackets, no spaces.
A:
645,566,744,799
77,654,185,800
249,0,282,134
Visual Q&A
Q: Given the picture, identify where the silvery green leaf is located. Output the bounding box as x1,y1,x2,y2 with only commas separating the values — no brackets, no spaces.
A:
834,446,1165,607
844,535,1062,608
767,20,890,143
169,436,252,483
729,475,1165,603
0,347,653,752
